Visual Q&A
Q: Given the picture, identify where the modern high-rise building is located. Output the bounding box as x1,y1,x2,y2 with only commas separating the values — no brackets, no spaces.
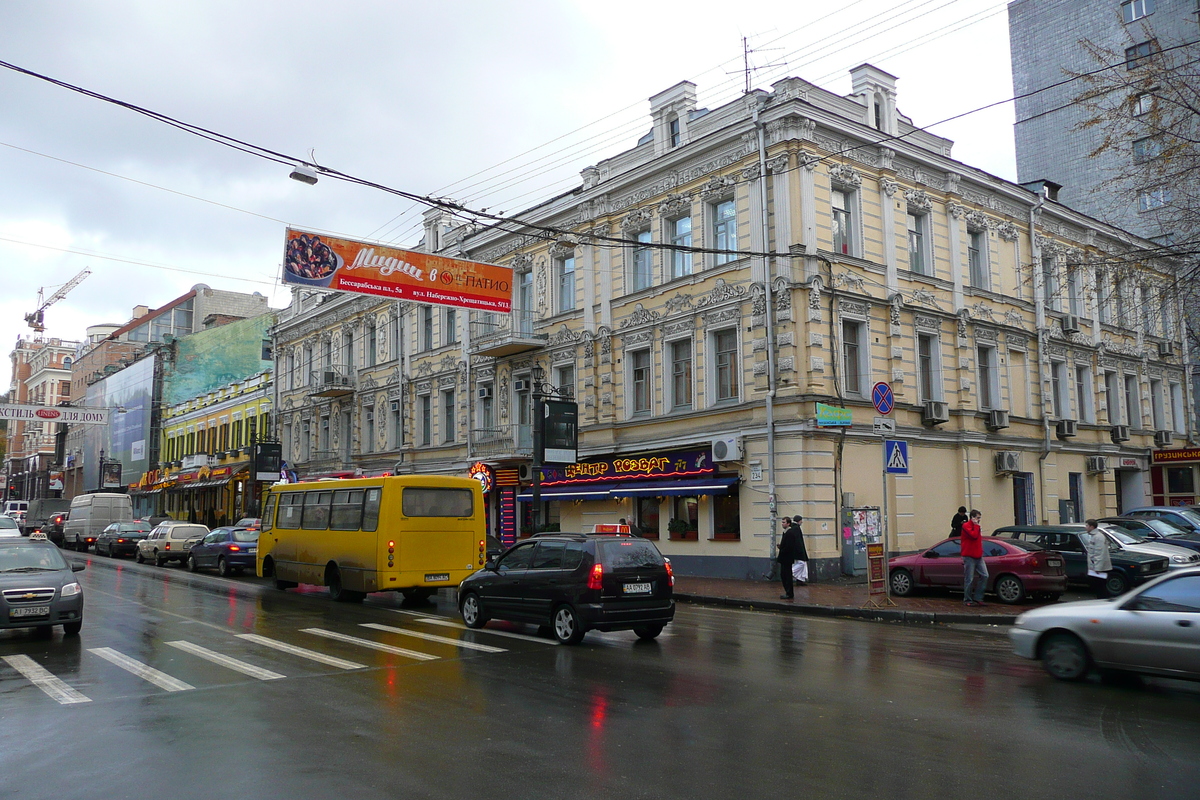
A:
1009,0,1195,242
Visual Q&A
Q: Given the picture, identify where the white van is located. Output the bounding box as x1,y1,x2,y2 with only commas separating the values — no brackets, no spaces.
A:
3,500,29,517
62,493,133,551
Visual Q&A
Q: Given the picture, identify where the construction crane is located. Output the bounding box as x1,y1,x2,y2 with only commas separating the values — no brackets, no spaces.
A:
25,268,91,333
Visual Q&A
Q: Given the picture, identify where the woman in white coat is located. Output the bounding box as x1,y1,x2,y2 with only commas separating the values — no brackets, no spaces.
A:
1082,519,1114,598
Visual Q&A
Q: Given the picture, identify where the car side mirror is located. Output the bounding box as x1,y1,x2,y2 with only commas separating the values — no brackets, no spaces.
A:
71,564,85,572
923,551,939,559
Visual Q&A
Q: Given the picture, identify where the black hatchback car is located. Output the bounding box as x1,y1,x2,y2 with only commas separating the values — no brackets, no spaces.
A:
996,525,1169,596
458,533,675,644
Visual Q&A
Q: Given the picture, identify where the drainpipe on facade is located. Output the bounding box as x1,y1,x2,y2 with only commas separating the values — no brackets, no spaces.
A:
1030,193,1052,523
753,97,779,567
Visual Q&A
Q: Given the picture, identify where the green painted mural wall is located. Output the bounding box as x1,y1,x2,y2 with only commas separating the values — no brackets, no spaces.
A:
163,313,275,406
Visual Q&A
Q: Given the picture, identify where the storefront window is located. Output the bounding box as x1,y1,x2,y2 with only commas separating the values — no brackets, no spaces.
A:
636,496,660,539
670,496,699,540
1168,468,1195,495
713,493,740,540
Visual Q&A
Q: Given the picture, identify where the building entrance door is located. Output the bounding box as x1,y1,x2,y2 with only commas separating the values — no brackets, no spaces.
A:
1012,472,1035,525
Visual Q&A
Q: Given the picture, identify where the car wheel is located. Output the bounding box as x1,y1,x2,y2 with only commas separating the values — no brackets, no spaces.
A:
326,565,364,603
217,557,231,578
552,604,586,645
154,552,166,567
62,620,82,636
460,592,487,629
1105,571,1129,597
889,568,915,597
1040,631,1091,681
187,554,199,572
634,624,664,640
994,574,1025,605
135,550,145,564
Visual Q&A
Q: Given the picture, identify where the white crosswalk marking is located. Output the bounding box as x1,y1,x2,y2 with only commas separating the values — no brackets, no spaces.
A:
88,647,195,692
407,614,558,645
165,640,285,681
2,654,91,705
300,628,438,661
236,634,366,670
360,623,507,653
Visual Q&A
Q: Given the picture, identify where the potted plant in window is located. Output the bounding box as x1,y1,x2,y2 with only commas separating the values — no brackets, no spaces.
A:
667,517,689,540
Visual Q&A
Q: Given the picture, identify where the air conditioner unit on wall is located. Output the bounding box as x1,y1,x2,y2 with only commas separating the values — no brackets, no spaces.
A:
322,371,337,384
513,379,531,393
1056,419,1078,439
987,409,1010,431
1155,429,1174,448
1086,455,1109,474
389,400,400,412
517,463,533,482
995,451,1021,474
1061,314,1081,335
922,400,950,425
1158,340,1175,357
478,386,492,400
711,435,742,462
1110,425,1131,443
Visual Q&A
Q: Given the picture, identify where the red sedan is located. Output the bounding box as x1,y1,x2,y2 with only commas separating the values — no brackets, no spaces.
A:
888,536,1067,604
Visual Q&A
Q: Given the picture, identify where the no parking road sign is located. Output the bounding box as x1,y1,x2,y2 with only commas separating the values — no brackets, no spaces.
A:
871,382,894,415
884,440,909,474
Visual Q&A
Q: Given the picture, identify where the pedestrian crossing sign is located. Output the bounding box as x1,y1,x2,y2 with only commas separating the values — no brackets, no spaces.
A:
884,440,909,474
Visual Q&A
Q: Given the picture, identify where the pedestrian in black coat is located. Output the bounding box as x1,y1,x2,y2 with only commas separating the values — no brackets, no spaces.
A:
950,506,968,538
776,516,808,599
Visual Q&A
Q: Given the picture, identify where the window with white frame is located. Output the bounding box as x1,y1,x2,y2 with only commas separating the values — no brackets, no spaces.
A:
1051,361,1069,419
363,406,375,453
1096,269,1112,325
1125,40,1157,70
1121,0,1154,25
1171,382,1185,434
442,389,456,443
517,271,534,334
365,321,377,367
670,216,693,278
713,329,738,402
917,333,941,402
842,319,867,396
631,230,653,292
556,364,575,399
1041,256,1060,311
1066,268,1082,317
1075,365,1094,423
712,199,737,265
421,306,434,351
391,398,403,448
831,187,856,256
419,394,431,446
1132,93,1154,117
301,419,311,462
668,117,681,148
478,382,494,431
1105,371,1121,424
1115,278,1129,327
319,413,331,453
390,314,400,361
1161,288,1177,338
1139,187,1171,211
1132,136,1162,163
968,228,988,289
1124,374,1141,428
1150,379,1164,430
445,308,458,345
557,255,576,312
977,345,999,410
669,338,693,410
907,211,930,275
342,330,354,369
630,349,652,414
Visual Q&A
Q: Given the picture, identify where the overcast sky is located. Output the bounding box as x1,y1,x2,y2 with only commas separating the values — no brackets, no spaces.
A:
0,0,1016,391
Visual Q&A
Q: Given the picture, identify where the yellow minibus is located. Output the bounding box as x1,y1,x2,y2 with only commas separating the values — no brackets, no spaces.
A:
257,475,485,603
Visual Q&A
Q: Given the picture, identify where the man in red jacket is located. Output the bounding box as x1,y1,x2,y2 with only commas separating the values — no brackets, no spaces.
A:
960,509,987,606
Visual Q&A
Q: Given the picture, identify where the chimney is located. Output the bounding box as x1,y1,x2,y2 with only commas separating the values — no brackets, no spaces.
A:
131,305,150,320
648,81,698,156
849,64,899,136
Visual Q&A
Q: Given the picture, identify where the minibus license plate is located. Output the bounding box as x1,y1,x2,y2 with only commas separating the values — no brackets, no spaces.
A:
424,573,450,583
10,606,50,618
623,582,652,594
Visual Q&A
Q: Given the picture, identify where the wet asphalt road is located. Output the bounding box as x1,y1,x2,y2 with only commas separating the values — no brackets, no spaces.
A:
1,554,1198,800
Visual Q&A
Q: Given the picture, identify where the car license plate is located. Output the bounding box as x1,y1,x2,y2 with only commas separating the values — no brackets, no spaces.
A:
10,606,50,619
623,582,652,594
246,548,257,554
1046,559,1062,567
424,573,450,583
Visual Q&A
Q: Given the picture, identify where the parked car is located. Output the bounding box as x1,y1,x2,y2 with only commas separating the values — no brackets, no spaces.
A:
1010,566,1200,682
94,522,154,558
485,534,506,561
136,522,208,566
187,526,259,576
233,517,261,531
888,536,1067,604
0,532,85,635
1122,506,1200,537
458,533,675,644
0,516,23,538
1100,516,1200,554
42,511,69,546
62,493,134,551
996,525,1169,596
1095,522,1200,571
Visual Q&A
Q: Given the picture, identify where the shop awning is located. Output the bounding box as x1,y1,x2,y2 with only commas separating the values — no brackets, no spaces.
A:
168,468,249,492
516,485,616,502
608,477,739,497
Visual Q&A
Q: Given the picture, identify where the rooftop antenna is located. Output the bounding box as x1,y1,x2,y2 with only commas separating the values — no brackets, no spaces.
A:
729,34,787,95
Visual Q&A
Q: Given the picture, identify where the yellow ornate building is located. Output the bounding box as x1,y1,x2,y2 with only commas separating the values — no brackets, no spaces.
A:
274,65,1193,579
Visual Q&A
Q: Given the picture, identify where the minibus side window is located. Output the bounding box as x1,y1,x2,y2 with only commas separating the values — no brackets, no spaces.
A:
262,494,276,532
330,489,365,531
362,488,381,532
302,491,332,530
277,494,302,529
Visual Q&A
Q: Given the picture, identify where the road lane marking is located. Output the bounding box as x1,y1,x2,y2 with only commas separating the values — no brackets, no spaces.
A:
299,628,439,661
360,623,507,653
1,655,91,705
165,640,285,680
409,616,558,645
88,647,195,692
236,634,366,670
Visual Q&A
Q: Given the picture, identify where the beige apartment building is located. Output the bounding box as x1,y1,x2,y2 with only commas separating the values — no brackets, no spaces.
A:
274,64,1193,579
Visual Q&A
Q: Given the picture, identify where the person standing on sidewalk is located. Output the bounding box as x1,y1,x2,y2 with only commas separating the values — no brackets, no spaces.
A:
950,506,968,538
960,509,987,606
776,516,803,599
1082,519,1113,599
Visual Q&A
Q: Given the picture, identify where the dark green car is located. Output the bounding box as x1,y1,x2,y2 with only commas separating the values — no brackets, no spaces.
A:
995,524,1169,596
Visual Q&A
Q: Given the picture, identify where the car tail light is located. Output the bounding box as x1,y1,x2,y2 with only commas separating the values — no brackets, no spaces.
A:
229,545,241,552
664,558,674,587
587,562,604,590
165,542,171,550
117,538,125,543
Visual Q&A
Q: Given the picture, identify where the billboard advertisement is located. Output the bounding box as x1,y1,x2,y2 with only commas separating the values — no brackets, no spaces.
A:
282,228,513,313
0,404,111,425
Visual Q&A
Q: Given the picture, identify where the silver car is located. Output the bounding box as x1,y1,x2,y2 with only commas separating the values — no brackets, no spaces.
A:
0,533,85,635
1010,567,1200,682
1098,523,1200,571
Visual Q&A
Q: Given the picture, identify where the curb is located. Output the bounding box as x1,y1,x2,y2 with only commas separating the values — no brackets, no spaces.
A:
673,592,1017,626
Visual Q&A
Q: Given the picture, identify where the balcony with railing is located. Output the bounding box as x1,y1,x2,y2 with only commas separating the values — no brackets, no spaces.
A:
309,364,355,398
471,423,533,459
468,310,546,358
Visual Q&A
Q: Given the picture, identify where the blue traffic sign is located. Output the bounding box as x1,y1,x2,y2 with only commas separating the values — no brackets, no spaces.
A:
884,440,909,474
871,382,895,415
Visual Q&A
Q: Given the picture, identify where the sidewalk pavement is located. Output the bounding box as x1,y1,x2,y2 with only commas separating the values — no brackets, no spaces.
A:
672,575,1062,625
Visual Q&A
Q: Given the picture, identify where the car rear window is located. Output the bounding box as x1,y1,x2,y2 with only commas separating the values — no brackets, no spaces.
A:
232,530,259,542
119,524,150,532
1003,538,1045,552
598,539,665,569
169,525,207,539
